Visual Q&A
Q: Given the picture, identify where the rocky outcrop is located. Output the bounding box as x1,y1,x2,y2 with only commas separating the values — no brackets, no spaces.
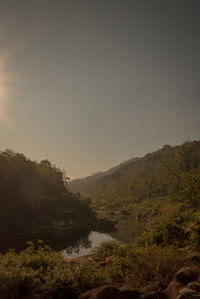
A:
188,281,200,291
165,265,200,299
175,267,198,285
165,280,185,299
78,253,200,299
141,291,166,298
179,287,196,296
78,285,167,299
119,288,141,299
78,285,121,299
186,253,200,265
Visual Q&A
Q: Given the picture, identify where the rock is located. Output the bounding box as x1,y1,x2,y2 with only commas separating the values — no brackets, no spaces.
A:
142,290,166,298
179,287,196,296
78,285,120,299
51,287,76,298
26,295,46,299
186,253,200,265
78,285,142,299
119,288,141,298
165,280,185,299
175,267,198,285
187,281,200,291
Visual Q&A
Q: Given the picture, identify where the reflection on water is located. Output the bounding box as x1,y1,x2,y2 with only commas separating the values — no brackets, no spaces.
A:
0,225,92,254
0,225,115,256
63,231,114,258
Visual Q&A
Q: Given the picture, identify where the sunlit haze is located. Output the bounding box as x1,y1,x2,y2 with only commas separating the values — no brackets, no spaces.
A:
0,0,199,179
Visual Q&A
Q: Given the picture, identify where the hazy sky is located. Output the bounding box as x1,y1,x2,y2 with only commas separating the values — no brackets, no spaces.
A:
0,0,199,179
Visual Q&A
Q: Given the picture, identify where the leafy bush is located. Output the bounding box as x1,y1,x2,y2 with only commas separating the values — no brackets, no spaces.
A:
0,241,74,298
92,240,121,260
94,242,189,290
124,246,188,289
136,221,186,247
0,239,191,298
92,240,188,290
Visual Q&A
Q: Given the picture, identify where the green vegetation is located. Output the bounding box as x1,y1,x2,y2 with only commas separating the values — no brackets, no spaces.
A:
0,240,190,298
70,140,200,241
92,241,189,290
1,141,200,297
0,149,94,230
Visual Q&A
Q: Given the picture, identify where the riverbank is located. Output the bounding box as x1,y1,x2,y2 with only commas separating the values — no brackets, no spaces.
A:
0,239,196,299
0,217,116,254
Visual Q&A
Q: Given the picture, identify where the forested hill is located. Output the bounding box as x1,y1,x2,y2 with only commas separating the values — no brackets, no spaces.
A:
70,140,200,205
69,141,200,240
0,150,94,229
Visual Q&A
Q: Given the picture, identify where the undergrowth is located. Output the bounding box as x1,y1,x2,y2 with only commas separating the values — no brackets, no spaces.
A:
0,240,190,298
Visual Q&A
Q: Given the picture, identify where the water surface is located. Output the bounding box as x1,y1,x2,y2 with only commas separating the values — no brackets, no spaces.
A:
62,231,114,258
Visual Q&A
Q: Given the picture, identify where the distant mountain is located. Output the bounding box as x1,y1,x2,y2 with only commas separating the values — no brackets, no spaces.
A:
69,141,200,241
70,157,139,195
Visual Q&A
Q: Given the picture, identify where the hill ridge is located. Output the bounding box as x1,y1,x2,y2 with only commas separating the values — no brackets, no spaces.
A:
69,140,200,241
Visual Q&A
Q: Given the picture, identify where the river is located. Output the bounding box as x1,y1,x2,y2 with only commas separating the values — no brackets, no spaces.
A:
62,231,114,258
0,226,115,256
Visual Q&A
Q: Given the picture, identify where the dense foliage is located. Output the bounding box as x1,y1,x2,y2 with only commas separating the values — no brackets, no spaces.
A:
0,240,190,298
1,142,200,297
0,150,94,229
70,141,200,241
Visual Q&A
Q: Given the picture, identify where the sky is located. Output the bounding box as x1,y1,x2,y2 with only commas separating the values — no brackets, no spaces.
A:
0,0,199,179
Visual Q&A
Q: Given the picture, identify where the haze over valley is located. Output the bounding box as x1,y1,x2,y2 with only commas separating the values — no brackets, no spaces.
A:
0,0,200,298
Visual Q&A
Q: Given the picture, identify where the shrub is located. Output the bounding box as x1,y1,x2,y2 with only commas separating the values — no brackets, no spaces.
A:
136,221,186,247
0,239,190,297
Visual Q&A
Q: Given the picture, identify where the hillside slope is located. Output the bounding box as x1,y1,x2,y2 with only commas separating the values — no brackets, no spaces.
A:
0,150,95,239
70,141,200,241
